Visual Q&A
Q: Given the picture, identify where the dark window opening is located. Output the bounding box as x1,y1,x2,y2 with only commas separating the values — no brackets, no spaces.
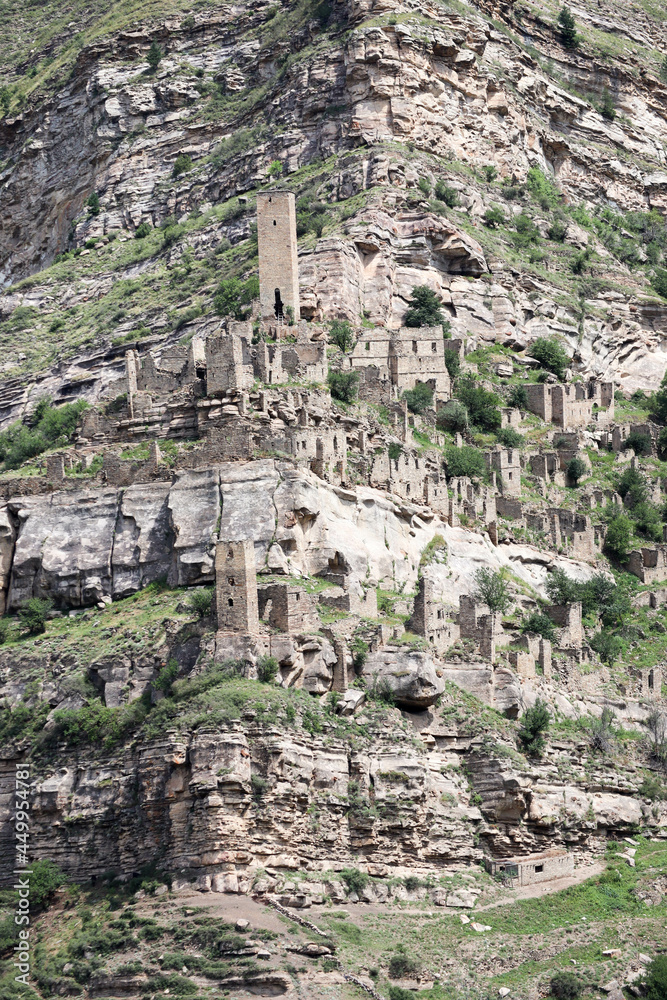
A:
535,864,543,873
274,288,283,319
228,577,236,586
273,219,277,226
228,598,234,606
412,341,418,353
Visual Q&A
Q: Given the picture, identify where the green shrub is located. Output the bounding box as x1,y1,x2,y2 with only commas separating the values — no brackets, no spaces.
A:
624,429,652,455
418,177,431,196
86,192,100,215
548,218,568,242
161,222,184,248
403,286,445,328
148,974,196,996
31,859,66,909
388,945,420,980
604,513,633,560
0,618,11,644
529,337,570,380
652,267,667,300
518,698,550,756
251,773,268,800
481,165,497,182
213,275,259,320
661,56,667,82
550,970,581,999
339,868,368,894
587,706,618,752
256,655,278,684
268,159,282,178
473,567,510,613
388,442,402,462
507,384,529,409
147,40,162,71
329,319,354,352
571,249,591,274
18,597,52,635
135,222,152,238
455,374,501,431
631,501,662,542
557,6,579,48
526,167,561,209
0,85,12,116
639,773,667,801
522,612,556,643
388,987,414,1000
435,180,459,207
350,637,369,670
617,466,648,505
445,444,486,480
403,382,433,414
496,427,524,448
590,630,623,667
436,399,468,433
172,154,193,178
566,456,587,485
483,206,505,228
328,369,359,403
444,349,460,379
599,88,616,121
545,567,580,606
643,955,667,1000
51,699,148,749
513,212,541,247
187,587,214,618
155,659,179,694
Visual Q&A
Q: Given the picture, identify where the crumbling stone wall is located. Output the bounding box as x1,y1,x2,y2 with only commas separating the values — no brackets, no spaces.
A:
258,583,319,634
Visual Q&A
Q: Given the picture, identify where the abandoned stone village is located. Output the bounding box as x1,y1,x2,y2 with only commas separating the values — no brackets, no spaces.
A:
0,189,664,911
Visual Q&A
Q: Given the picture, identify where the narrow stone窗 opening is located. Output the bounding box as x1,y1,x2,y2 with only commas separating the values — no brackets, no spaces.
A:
228,598,234,607
274,288,283,319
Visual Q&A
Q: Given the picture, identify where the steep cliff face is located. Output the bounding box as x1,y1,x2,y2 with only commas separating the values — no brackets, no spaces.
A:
0,0,666,394
0,4,666,997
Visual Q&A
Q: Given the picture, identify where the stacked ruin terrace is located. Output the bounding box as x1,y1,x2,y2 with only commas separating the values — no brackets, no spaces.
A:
0,186,666,870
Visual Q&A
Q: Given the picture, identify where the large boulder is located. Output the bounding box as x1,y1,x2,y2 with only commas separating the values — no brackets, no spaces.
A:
361,648,445,708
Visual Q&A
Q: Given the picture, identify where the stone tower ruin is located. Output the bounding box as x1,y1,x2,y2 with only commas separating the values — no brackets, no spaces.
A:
257,191,300,322
215,539,259,635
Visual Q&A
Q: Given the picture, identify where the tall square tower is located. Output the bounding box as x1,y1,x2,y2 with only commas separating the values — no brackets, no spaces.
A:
215,539,259,635
257,191,300,322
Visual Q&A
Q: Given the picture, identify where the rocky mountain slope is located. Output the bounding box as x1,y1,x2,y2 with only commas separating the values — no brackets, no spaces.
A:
0,0,667,999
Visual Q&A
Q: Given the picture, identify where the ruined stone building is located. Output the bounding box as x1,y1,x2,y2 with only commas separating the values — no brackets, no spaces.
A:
524,380,614,430
351,326,451,399
486,447,521,498
408,575,460,652
257,191,300,322
627,545,667,584
485,850,573,886
215,539,259,634
258,583,319,634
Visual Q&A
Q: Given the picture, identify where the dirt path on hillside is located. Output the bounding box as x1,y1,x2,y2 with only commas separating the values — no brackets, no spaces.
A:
155,860,606,929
